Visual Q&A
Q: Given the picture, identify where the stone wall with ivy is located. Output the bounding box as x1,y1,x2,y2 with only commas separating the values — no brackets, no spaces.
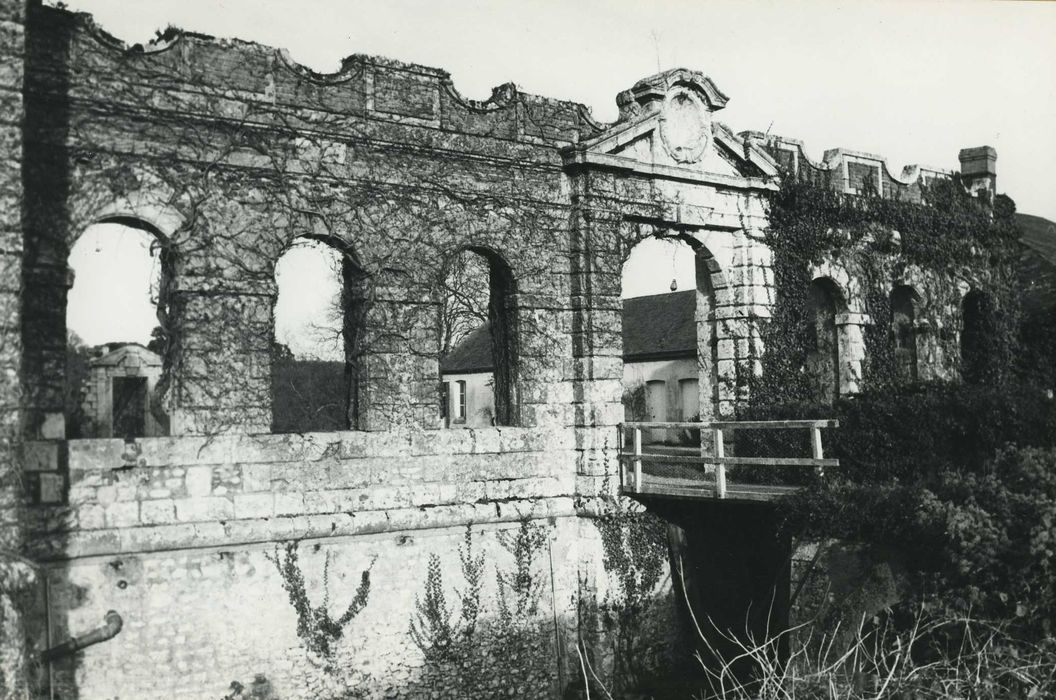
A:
21,429,687,698
23,428,576,698
750,137,1020,407
0,2,32,697
5,1,1030,696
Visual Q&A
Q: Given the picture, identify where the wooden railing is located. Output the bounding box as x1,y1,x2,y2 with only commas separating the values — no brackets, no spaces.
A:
618,420,839,500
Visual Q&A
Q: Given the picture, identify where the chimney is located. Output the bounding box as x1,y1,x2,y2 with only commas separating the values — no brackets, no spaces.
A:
958,146,997,201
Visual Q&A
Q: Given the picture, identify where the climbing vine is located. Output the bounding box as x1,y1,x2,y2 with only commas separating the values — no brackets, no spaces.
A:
270,540,374,671
409,520,556,696
750,174,1022,409
741,173,1056,639
575,489,677,696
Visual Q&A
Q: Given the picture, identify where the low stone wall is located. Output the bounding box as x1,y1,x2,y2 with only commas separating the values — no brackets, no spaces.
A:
20,427,632,699
25,426,577,560
33,516,593,699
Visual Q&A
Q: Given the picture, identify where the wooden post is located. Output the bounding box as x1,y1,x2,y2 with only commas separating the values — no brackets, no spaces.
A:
714,427,726,499
811,426,824,478
633,427,643,492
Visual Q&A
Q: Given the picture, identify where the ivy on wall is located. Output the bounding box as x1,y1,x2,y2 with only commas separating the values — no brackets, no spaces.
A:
270,541,374,671
740,173,1056,638
750,174,1022,408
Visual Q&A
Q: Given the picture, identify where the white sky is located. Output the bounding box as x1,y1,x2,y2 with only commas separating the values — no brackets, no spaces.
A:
58,0,1056,341
273,239,344,360
67,223,162,345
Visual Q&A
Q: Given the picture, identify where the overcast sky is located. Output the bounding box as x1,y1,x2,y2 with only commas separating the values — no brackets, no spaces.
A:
59,0,1056,344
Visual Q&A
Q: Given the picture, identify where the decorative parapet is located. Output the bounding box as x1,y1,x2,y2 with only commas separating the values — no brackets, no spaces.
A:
745,132,956,202
37,3,602,146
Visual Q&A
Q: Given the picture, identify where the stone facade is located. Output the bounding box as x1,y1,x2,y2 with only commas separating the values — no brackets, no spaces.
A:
0,2,1012,698
0,0,31,696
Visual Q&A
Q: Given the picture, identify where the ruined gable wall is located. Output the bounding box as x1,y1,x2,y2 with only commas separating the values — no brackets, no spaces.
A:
13,5,654,698
20,3,598,441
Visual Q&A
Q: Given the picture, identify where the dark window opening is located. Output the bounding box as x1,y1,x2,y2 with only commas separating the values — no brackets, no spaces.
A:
891,286,919,382
272,237,367,433
961,290,1000,385
807,279,841,404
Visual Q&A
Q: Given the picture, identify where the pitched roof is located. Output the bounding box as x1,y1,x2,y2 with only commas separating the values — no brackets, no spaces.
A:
1017,213,1056,315
439,325,494,373
621,290,697,360
440,290,697,374
89,343,162,368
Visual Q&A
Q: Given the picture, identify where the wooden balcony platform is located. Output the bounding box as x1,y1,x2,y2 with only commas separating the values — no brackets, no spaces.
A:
630,473,801,503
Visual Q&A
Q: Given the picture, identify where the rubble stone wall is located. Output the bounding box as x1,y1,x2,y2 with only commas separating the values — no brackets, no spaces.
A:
0,2,1006,698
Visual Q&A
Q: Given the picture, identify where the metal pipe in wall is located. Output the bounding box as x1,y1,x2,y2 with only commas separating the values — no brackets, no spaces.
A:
39,610,123,663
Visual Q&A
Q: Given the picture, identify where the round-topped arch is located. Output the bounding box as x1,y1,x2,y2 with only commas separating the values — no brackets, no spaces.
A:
619,224,734,441
435,244,520,429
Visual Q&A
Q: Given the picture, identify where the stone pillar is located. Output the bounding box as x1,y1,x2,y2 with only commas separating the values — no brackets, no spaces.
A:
19,0,72,441
19,263,70,440
568,204,624,497
167,280,274,435
835,311,870,397
356,280,439,431
1,2,35,697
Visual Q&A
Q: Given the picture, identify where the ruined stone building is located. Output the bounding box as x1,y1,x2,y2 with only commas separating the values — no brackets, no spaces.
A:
0,1,1051,698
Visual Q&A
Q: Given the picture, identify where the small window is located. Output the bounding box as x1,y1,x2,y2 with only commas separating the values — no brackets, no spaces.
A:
456,380,467,421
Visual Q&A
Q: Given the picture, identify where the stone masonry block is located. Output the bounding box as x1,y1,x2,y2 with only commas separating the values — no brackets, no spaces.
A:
141,499,178,526
38,472,64,504
233,492,274,519
240,463,271,492
105,502,139,529
184,466,213,498
174,497,233,523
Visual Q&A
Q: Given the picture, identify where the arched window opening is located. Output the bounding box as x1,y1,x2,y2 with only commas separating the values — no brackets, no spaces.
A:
437,248,518,428
961,290,999,385
619,234,718,439
806,278,841,404
272,237,366,433
890,286,919,382
66,221,171,439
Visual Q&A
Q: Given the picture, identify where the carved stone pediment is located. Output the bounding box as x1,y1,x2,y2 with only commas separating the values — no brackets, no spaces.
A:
564,68,778,187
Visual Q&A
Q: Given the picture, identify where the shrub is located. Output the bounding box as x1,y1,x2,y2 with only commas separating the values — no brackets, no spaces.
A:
734,381,1056,485
739,383,1056,637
